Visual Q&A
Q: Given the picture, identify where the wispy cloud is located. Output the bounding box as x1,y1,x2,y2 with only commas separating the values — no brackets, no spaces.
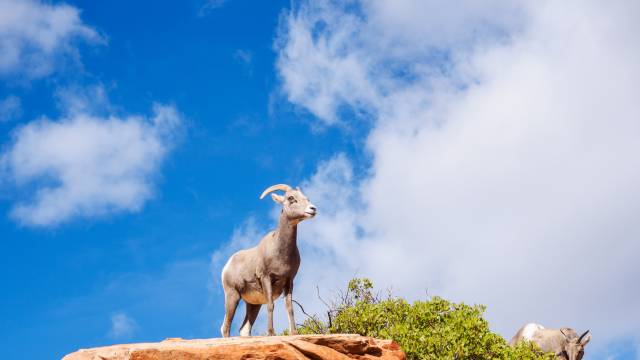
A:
55,258,213,341
233,49,253,76
108,312,138,339
234,50,252,65
0,95,21,122
0,0,104,80
1,87,182,227
210,216,264,293
198,0,227,17
54,84,113,116
273,0,640,353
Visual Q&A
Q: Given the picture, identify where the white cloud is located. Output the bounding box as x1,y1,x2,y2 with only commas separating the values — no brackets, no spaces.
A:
54,84,113,116
0,95,21,122
276,0,524,124
1,100,182,227
0,0,103,79
273,0,640,351
108,312,137,339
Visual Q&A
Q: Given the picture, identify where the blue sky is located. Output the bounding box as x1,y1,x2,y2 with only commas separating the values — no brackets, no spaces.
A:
1,1,639,359
0,0,356,357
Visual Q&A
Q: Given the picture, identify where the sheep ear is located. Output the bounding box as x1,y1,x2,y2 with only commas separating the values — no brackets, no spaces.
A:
271,193,285,203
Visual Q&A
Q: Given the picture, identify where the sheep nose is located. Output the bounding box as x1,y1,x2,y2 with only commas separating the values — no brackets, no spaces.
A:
309,206,317,212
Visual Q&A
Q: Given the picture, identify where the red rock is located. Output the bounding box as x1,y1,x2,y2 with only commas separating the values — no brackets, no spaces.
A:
62,334,406,360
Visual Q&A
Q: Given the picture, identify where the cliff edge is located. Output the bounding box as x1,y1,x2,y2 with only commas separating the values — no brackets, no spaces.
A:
62,334,406,360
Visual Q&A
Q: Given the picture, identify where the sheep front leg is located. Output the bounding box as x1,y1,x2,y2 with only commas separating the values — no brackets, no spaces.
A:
284,278,297,335
261,275,275,335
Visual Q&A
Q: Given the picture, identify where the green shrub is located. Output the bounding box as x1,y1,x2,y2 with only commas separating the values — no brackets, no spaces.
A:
295,278,554,360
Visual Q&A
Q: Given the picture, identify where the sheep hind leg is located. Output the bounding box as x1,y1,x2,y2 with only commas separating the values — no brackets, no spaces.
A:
220,288,240,337
239,303,261,337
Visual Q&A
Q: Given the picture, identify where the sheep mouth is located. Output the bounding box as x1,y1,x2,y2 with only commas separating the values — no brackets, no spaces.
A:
304,211,317,217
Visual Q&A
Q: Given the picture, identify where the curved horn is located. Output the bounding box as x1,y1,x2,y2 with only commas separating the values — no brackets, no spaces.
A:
560,328,569,339
260,184,292,199
578,330,590,342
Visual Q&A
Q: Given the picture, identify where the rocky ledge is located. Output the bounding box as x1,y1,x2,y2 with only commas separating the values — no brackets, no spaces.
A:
62,334,406,360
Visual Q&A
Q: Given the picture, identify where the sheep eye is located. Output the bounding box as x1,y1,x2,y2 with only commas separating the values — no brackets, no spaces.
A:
287,196,295,202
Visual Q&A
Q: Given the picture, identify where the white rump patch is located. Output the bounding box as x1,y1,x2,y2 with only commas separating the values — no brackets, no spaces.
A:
522,323,545,340
221,256,233,281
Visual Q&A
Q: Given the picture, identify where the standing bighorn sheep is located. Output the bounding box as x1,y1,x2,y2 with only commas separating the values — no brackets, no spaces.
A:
220,184,317,337
510,323,591,360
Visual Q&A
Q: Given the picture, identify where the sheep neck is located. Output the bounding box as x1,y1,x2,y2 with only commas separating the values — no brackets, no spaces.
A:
274,211,298,254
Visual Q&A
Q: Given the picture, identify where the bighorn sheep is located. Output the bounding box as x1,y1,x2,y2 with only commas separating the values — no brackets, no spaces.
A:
510,323,591,360
220,184,317,337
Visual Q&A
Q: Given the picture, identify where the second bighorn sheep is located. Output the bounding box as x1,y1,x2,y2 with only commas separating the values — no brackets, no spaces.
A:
510,323,591,360
220,184,317,337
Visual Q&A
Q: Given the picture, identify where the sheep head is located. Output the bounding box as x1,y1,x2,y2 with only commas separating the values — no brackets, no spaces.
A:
558,329,590,360
260,184,317,222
